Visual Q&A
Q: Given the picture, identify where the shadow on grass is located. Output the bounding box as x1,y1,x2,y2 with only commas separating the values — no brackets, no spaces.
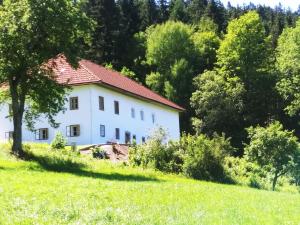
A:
23,152,160,182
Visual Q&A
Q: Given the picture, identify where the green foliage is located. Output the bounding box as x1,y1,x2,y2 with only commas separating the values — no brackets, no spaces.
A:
120,67,137,81
191,71,244,144
129,127,184,173
224,156,270,189
130,130,236,183
91,146,107,159
195,16,218,33
146,21,194,74
191,11,281,151
181,133,234,182
192,30,220,70
145,20,220,131
169,0,187,22
245,121,300,190
217,11,272,77
276,19,300,116
0,0,93,155
51,132,67,150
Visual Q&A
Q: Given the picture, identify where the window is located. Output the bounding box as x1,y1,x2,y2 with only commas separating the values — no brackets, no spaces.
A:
140,110,144,121
152,113,156,124
99,96,105,111
125,131,131,144
142,137,146,143
114,101,119,115
5,131,13,140
70,97,79,110
35,128,49,140
100,125,105,137
115,128,120,140
67,125,80,137
131,108,135,118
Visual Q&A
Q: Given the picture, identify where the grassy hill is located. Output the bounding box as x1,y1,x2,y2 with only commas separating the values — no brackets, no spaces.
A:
0,144,299,225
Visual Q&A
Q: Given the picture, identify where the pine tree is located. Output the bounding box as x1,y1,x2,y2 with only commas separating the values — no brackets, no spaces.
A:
82,0,121,66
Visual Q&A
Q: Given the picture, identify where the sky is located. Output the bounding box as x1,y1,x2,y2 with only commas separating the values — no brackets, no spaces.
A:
220,0,300,11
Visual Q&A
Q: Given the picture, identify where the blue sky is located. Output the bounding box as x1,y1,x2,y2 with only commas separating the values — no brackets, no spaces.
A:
220,0,300,11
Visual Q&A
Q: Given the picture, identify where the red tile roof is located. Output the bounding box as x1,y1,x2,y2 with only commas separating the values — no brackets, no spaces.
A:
49,55,184,111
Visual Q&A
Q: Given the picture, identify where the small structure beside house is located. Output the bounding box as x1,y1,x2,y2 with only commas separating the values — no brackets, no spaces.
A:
0,55,184,145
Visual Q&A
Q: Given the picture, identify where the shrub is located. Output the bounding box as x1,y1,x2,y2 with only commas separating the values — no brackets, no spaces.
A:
129,128,184,173
181,134,233,182
223,156,269,189
51,132,67,150
91,146,108,159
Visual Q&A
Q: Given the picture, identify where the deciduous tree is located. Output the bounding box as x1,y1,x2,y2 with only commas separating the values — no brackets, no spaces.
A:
0,0,92,156
245,121,300,191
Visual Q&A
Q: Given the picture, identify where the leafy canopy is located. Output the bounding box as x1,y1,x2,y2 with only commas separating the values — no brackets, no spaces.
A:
0,0,93,155
276,19,300,116
245,121,300,190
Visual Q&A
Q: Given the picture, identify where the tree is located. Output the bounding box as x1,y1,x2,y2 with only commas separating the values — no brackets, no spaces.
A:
276,19,300,116
191,71,245,150
169,0,187,22
245,121,300,191
217,11,277,128
82,0,121,66
145,21,198,131
204,0,226,32
186,0,208,23
137,0,158,31
0,0,92,156
192,26,220,70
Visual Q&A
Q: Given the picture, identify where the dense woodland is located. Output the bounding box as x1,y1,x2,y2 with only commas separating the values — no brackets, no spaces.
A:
78,0,300,154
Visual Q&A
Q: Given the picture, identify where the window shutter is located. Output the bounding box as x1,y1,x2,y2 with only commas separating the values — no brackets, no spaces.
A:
77,125,80,136
45,129,49,140
35,130,40,140
66,126,70,137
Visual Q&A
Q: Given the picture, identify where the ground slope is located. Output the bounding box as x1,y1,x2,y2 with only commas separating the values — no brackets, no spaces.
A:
0,145,299,225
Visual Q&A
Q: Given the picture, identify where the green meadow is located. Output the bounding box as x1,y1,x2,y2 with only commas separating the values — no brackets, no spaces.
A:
0,143,299,225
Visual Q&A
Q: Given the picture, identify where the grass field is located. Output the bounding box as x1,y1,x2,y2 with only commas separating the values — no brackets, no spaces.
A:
0,144,300,225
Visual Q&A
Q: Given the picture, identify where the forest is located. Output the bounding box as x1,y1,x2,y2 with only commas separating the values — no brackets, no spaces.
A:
79,0,300,153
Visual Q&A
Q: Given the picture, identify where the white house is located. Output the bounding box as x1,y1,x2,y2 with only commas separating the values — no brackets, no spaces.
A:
0,55,184,145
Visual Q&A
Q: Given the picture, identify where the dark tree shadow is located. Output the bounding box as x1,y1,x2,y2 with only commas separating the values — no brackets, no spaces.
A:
23,152,160,182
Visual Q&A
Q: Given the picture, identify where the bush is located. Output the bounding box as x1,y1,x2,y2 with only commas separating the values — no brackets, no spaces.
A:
223,156,268,189
91,146,108,159
182,134,234,182
129,128,184,173
51,132,67,150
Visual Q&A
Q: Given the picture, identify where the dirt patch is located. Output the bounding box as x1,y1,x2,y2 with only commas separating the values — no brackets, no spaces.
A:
79,144,129,162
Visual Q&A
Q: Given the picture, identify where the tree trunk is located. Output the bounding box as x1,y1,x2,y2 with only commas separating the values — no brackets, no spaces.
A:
272,172,279,191
12,112,24,157
10,80,25,158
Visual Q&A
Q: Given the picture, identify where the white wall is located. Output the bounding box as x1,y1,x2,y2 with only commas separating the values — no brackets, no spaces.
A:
0,84,180,145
